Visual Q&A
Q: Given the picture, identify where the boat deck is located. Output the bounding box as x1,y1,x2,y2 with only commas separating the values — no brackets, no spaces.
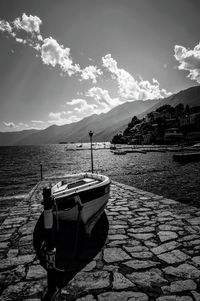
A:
0,177,200,300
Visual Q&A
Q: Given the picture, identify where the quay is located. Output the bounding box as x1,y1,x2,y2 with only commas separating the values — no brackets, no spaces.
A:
0,178,200,300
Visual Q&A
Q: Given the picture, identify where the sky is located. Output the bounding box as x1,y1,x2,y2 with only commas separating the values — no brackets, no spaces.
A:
0,0,199,132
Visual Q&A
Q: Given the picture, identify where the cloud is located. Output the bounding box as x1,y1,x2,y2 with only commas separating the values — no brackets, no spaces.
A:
13,13,42,34
102,54,171,100
67,98,99,115
0,14,102,82
48,111,80,125
86,87,122,111
41,37,80,76
0,20,12,33
31,120,45,124
3,121,16,128
80,65,102,83
174,43,200,83
3,121,30,130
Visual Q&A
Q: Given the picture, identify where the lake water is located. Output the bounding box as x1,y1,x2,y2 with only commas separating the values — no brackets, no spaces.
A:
0,144,200,207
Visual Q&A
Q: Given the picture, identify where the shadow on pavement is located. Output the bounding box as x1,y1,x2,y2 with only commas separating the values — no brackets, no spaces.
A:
33,211,109,297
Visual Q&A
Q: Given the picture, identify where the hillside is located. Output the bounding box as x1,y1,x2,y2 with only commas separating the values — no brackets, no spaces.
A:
0,129,38,146
0,99,160,145
138,85,200,119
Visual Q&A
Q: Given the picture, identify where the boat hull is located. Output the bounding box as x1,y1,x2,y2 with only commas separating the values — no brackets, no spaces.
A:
56,192,109,235
52,173,110,236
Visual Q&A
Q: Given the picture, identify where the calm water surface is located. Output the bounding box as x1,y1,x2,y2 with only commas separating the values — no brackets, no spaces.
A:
0,144,200,207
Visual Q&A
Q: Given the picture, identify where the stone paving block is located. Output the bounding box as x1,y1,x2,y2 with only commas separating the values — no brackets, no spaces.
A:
151,241,179,255
158,231,178,242
163,263,200,279
128,226,154,233
127,268,167,288
156,296,192,301
191,291,200,301
158,250,190,264
123,259,159,270
104,247,131,263
97,291,148,301
192,256,200,266
26,265,46,280
112,272,135,289
123,246,148,253
128,233,154,240
162,279,197,294
0,254,35,270
130,251,153,259
67,271,110,294
108,234,127,240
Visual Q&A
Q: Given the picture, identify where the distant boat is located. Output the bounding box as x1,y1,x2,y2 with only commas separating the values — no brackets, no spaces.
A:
113,150,126,155
126,149,146,154
52,173,110,236
76,144,83,148
173,152,200,162
110,144,116,150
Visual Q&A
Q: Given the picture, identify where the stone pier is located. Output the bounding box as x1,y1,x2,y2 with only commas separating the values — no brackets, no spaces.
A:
0,179,200,300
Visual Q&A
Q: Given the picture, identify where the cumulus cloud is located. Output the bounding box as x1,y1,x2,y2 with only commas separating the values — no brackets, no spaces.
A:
0,20,12,33
102,54,171,100
80,65,102,83
0,14,101,82
86,87,122,111
174,43,200,83
67,98,99,115
41,37,80,76
13,13,42,34
48,111,80,125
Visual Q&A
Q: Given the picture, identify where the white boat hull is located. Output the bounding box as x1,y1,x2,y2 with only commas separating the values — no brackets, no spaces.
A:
52,173,110,235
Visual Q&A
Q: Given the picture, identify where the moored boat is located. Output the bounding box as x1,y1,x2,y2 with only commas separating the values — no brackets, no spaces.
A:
173,152,200,162
113,150,126,155
51,172,110,236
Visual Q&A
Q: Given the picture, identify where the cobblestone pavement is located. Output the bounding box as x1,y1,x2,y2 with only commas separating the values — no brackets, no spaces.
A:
0,179,200,300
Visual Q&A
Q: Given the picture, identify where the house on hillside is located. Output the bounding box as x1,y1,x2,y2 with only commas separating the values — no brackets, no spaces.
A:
146,111,161,123
164,128,183,144
190,112,200,129
179,115,191,127
165,118,178,129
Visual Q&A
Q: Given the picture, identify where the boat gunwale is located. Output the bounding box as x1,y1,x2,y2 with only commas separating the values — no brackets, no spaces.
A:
52,172,110,200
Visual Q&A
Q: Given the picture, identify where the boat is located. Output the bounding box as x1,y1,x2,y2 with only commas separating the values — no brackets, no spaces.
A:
51,172,110,236
126,149,146,154
173,152,200,162
113,150,126,155
110,144,116,150
76,144,83,148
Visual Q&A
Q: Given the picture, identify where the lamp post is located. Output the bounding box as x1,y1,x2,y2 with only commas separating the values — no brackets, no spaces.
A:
89,131,94,173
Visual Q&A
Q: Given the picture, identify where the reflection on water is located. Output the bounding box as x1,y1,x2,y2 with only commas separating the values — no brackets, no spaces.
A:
0,144,200,205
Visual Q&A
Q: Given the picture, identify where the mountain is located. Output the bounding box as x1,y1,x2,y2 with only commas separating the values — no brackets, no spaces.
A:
0,85,199,146
0,99,160,145
138,85,200,119
0,129,38,146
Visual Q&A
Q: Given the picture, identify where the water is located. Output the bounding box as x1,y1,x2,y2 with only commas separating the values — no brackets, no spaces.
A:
0,144,200,207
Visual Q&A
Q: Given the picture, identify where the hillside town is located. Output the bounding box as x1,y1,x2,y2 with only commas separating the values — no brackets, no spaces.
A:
112,104,200,145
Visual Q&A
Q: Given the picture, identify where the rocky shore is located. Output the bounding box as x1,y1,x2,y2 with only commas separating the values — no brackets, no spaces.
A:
0,178,200,300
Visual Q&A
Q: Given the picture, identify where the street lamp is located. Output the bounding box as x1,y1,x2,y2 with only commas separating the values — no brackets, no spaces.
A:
89,131,94,173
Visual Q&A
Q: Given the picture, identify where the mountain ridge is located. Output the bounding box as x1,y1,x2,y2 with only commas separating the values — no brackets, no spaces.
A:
0,85,199,145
